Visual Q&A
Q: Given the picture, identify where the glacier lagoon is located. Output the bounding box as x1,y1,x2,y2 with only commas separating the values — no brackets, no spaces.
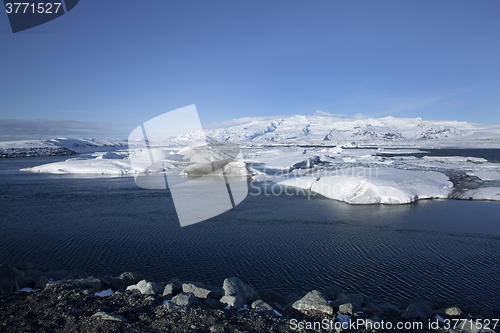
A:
1,153,500,309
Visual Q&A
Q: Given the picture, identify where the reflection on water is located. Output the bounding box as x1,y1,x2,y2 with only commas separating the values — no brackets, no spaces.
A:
0,156,499,309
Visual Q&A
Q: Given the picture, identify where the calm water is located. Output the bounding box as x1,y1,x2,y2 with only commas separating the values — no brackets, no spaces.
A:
1,153,499,309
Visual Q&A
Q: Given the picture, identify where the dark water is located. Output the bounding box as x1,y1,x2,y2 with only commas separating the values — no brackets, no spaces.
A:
1,155,500,309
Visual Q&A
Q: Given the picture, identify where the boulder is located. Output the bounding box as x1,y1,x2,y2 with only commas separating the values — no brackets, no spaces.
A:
444,306,463,316
292,290,333,314
220,277,258,308
332,294,364,316
251,300,274,312
164,292,197,312
402,302,433,319
14,268,43,290
182,282,213,299
163,302,179,312
323,284,343,300
219,295,246,308
331,293,349,308
0,265,16,292
209,286,224,300
344,293,364,311
172,292,197,307
11,267,25,279
379,302,400,314
126,280,163,295
362,302,382,314
162,277,182,298
338,303,354,315
223,277,257,298
15,278,36,290
110,272,146,291
34,275,50,289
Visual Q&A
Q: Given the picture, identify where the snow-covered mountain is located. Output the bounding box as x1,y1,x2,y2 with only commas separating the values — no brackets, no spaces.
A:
0,138,128,158
176,113,500,147
2,113,500,157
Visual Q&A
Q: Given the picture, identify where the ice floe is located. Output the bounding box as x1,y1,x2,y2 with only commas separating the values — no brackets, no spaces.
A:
308,168,453,204
453,187,500,201
21,158,136,175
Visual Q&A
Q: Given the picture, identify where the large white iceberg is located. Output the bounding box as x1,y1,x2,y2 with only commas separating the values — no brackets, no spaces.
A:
280,167,453,204
20,158,136,175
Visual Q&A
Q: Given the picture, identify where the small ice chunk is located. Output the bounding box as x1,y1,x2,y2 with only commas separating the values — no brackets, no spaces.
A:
95,288,114,297
18,287,40,293
337,314,350,324
435,315,445,323
273,309,282,317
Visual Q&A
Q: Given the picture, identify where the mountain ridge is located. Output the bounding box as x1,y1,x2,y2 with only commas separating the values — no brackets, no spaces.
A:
1,114,500,156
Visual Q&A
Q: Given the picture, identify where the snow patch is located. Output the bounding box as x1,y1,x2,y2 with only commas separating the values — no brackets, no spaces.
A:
95,288,114,297
17,287,40,293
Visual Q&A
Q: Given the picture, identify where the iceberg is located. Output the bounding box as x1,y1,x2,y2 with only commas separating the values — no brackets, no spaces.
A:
20,159,136,175
453,187,500,201
308,168,453,204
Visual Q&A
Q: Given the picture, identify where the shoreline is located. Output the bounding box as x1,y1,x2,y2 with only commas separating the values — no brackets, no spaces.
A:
1,263,499,332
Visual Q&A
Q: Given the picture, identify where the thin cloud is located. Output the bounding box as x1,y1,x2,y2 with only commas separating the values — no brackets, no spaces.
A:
203,116,287,129
0,119,131,141
375,88,474,116
313,110,349,118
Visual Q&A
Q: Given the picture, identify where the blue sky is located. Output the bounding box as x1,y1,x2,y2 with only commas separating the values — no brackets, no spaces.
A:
1,0,499,140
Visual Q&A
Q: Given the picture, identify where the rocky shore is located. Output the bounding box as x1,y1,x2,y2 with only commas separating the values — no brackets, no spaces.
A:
1,263,499,332
0,147,77,158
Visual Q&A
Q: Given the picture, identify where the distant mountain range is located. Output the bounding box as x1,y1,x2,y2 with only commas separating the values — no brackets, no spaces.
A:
1,113,500,157
183,113,500,146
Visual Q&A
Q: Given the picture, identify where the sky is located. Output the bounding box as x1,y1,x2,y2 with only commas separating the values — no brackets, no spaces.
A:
1,0,500,140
